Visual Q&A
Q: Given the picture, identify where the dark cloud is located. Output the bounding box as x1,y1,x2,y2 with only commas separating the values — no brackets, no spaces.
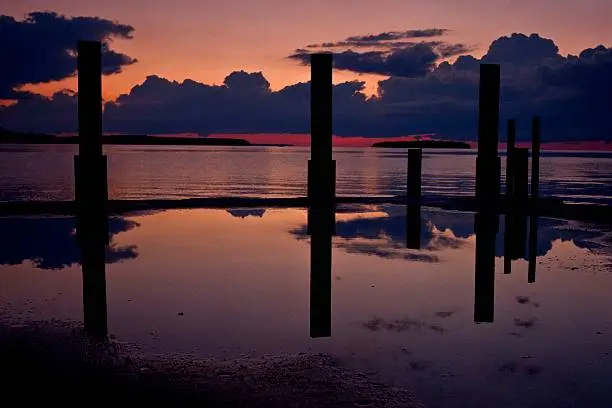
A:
296,28,469,78
306,29,449,49
289,41,471,77
1,29,611,141
346,28,449,42
0,11,137,98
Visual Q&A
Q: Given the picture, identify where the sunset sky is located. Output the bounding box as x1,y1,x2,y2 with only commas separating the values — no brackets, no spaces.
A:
4,0,612,100
1,1,611,144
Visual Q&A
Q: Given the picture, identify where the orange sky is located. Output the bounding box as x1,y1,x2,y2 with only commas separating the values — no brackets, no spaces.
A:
4,0,612,101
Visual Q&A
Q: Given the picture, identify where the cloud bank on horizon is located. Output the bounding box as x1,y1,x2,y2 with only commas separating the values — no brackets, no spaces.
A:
0,11,610,142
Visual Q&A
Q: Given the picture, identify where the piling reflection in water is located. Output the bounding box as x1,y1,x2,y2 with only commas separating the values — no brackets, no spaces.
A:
308,205,335,338
528,215,539,283
474,211,498,323
405,204,421,250
78,218,108,339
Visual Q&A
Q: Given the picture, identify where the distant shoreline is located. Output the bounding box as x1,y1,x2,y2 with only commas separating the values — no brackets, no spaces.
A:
0,133,253,147
372,140,471,149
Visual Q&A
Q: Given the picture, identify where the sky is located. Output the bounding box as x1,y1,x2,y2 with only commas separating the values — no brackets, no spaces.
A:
4,0,612,99
1,0,611,143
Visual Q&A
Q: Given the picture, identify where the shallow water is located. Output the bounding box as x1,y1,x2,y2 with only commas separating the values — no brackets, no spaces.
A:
1,144,611,205
1,207,611,408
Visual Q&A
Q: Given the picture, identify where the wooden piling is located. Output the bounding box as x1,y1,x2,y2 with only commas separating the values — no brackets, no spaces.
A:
476,64,501,206
75,40,109,338
75,40,108,244
308,53,336,209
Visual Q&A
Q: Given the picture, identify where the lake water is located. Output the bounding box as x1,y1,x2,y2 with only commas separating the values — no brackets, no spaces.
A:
1,206,611,408
1,144,611,205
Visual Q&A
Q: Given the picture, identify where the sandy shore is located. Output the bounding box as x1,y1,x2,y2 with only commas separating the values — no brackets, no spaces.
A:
0,318,423,408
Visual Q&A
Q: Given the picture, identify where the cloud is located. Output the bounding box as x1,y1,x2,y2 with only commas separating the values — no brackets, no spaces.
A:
306,28,449,49
346,28,449,42
294,28,470,77
289,42,471,77
0,11,137,98
1,29,611,141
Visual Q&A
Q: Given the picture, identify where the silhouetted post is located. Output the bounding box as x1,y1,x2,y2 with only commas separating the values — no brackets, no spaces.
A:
476,64,501,209
528,215,538,283
505,119,516,199
474,211,497,323
531,116,541,204
405,204,421,249
407,149,422,201
308,53,335,212
309,205,334,338
405,149,422,249
75,40,108,242
75,41,109,339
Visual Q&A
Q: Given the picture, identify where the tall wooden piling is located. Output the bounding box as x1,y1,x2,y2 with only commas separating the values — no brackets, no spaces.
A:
308,53,335,338
531,116,541,203
75,40,108,238
476,64,501,207
308,53,335,206
75,40,109,338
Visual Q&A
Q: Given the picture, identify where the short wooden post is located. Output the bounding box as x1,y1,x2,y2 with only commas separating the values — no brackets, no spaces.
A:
407,149,422,201
531,116,541,203
505,119,516,200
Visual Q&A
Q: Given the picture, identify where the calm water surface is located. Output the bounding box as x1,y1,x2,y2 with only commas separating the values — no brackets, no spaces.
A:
1,206,611,408
1,144,611,205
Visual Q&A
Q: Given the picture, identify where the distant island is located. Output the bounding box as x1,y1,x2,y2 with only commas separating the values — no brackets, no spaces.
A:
372,140,471,149
0,128,251,146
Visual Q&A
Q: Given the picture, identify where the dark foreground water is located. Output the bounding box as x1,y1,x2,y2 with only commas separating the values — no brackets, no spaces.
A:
1,206,611,408
1,144,611,205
